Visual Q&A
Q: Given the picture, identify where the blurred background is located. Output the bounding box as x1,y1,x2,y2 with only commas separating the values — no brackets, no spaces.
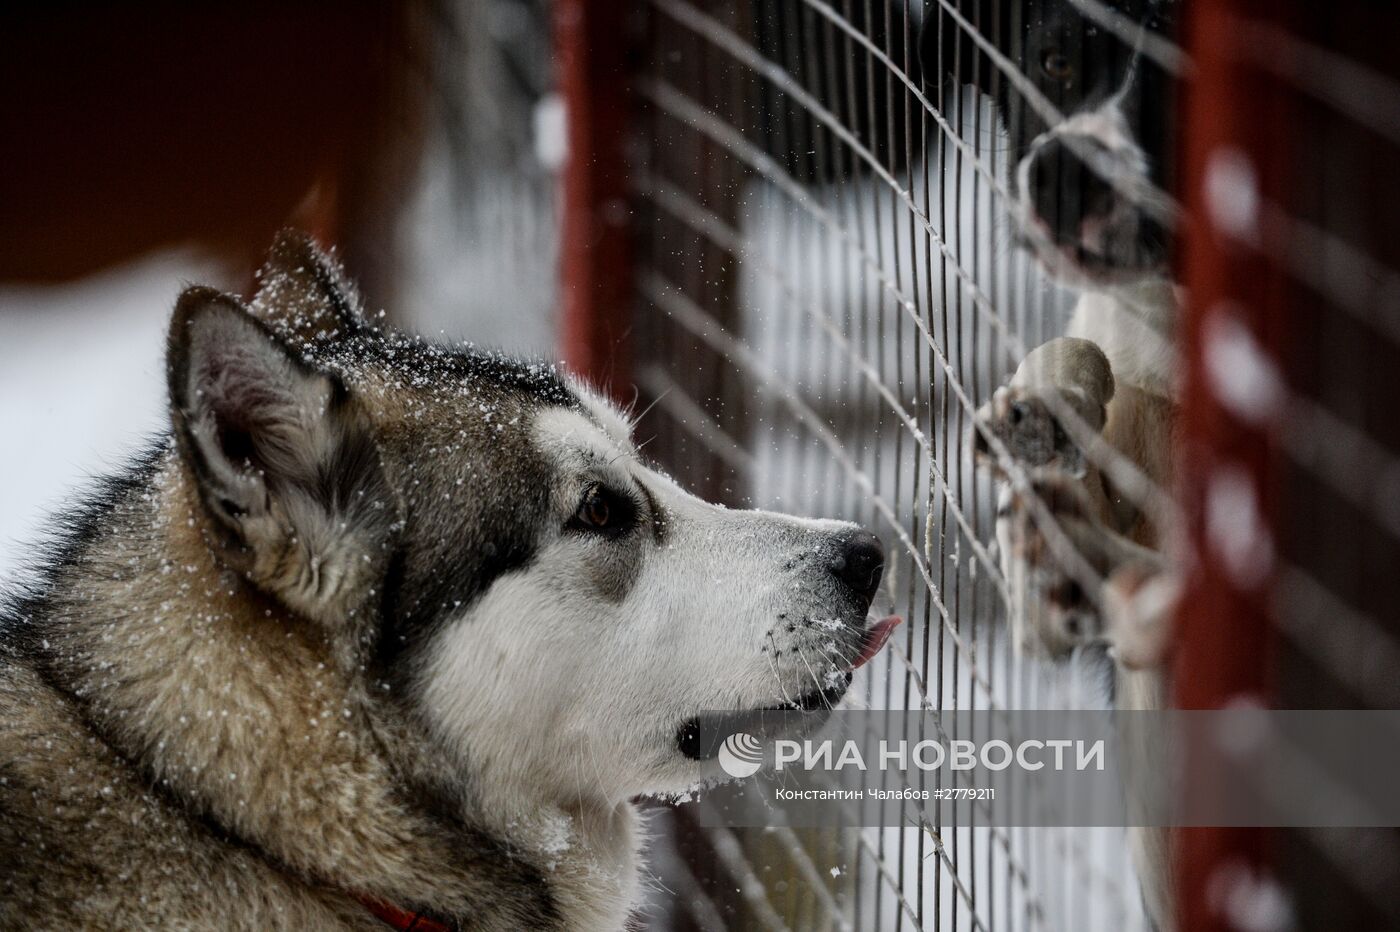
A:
0,1,560,581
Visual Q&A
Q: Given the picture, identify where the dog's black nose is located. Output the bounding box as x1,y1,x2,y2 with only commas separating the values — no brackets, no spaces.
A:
1029,135,1117,247
832,530,885,604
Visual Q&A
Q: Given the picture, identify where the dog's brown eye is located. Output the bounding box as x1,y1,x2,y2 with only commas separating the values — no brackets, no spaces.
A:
568,483,639,538
578,488,611,529
1041,49,1073,82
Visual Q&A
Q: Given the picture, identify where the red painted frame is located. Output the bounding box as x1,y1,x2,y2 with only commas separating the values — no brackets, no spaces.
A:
1173,1,1287,928
555,0,638,404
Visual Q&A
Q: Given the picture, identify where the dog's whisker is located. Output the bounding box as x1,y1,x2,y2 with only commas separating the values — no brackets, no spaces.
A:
766,631,796,708
795,643,823,695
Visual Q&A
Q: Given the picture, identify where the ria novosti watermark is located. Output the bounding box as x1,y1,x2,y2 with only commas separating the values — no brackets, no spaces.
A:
764,734,1106,774
687,709,1400,829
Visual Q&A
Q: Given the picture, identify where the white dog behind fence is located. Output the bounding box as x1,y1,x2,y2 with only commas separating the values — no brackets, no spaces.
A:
723,91,1154,930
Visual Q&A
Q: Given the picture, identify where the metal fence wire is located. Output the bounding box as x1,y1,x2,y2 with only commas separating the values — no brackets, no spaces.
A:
630,1,1169,929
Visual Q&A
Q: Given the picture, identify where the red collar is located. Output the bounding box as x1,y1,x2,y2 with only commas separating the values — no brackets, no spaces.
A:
357,895,452,932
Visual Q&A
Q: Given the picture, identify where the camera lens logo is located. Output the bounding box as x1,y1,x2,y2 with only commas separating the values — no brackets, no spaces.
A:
718,733,764,778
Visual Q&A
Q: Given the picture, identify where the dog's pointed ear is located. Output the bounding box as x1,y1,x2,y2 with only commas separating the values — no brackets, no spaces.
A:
249,229,365,347
167,287,397,625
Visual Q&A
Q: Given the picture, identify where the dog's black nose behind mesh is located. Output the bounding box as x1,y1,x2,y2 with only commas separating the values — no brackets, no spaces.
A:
1030,135,1117,246
832,530,885,604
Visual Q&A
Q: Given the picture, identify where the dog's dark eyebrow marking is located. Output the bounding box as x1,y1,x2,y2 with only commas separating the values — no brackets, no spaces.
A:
635,479,667,545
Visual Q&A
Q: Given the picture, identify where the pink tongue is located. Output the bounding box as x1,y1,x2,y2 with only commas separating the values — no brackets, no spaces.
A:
851,615,903,669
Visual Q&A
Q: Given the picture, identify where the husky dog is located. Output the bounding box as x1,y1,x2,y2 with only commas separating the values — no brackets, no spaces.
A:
0,232,900,930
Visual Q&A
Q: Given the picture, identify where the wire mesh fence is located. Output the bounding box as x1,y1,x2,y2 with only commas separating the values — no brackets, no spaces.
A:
630,1,1172,928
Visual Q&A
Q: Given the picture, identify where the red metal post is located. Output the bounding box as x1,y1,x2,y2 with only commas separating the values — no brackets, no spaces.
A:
555,0,637,404
1173,1,1288,928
